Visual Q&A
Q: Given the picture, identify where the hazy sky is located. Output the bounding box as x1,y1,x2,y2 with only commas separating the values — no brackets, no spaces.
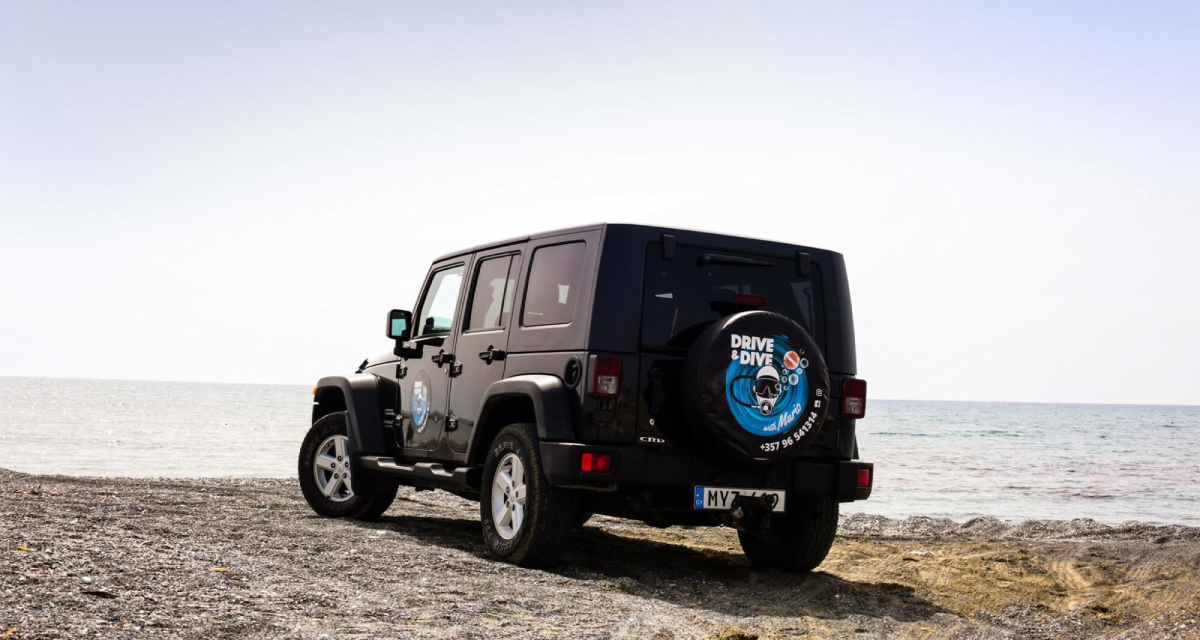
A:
1,2,1197,404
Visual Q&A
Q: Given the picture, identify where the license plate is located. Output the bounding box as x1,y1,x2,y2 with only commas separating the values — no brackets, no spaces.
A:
694,486,786,512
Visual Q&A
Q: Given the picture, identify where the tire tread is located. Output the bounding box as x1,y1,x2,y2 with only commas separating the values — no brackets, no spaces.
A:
738,498,838,572
298,412,397,520
481,423,578,568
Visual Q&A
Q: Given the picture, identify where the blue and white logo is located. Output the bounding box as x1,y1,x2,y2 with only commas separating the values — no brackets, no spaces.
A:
725,333,809,436
411,372,431,430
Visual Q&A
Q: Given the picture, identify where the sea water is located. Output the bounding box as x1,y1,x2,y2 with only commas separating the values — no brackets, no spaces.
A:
843,400,1199,525
1,377,1196,525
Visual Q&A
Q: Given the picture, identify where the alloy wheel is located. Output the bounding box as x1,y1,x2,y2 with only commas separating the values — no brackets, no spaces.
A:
313,434,354,502
490,452,527,540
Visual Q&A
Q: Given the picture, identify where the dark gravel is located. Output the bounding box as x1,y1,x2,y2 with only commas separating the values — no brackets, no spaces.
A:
2,468,1197,639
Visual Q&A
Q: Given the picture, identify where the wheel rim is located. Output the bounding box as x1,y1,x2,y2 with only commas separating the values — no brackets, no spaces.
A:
313,434,354,503
490,452,527,540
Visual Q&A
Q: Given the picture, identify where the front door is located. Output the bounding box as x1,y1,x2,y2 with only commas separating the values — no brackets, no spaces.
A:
398,259,468,453
445,247,523,455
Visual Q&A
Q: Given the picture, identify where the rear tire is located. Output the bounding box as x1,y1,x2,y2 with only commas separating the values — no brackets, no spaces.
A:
298,412,398,521
738,498,838,572
480,423,579,568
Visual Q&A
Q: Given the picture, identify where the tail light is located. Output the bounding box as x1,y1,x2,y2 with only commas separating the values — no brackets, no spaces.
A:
580,452,612,472
592,357,622,398
841,378,867,419
857,467,871,488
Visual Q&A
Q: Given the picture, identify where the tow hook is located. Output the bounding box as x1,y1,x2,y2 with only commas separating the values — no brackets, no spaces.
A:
724,494,778,533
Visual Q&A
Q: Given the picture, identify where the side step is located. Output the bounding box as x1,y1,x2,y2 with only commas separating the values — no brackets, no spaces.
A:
359,456,481,491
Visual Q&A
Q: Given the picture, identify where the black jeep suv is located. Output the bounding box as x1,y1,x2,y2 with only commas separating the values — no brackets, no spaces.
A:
299,223,872,571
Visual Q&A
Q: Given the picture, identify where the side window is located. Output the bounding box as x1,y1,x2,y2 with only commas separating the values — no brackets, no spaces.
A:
522,242,585,327
466,255,518,330
416,265,465,336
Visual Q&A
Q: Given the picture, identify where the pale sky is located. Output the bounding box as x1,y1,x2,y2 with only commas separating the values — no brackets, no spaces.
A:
1,2,1197,405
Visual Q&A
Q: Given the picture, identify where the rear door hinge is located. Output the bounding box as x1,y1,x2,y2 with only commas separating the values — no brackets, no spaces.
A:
661,233,676,260
795,251,810,278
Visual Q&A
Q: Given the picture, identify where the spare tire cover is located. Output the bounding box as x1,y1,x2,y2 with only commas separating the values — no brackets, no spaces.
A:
681,311,831,463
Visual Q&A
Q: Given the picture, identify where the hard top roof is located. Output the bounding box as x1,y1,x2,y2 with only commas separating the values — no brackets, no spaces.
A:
433,223,840,263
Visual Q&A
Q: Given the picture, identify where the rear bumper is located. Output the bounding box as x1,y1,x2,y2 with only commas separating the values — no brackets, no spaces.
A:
540,442,873,504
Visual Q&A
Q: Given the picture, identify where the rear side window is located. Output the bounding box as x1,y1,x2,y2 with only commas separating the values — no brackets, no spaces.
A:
466,255,518,330
642,245,818,350
523,242,585,327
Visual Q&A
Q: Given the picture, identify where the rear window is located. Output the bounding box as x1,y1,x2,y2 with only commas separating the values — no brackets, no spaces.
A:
642,245,818,350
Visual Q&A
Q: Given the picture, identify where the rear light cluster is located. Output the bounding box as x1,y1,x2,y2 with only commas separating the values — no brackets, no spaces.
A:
592,357,622,398
857,467,871,488
841,378,867,419
580,452,611,473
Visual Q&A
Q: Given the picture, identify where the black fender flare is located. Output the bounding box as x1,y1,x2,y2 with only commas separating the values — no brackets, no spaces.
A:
467,374,577,464
313,374,397,457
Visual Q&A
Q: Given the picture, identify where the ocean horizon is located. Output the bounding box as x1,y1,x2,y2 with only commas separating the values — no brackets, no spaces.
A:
2,375,1196,526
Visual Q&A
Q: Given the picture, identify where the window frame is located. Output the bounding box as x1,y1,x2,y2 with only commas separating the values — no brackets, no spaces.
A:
519,240,587,328
412,261,467,339
462,251,521,335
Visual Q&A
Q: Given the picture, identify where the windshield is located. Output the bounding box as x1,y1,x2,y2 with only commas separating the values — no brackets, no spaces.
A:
641,244,818,350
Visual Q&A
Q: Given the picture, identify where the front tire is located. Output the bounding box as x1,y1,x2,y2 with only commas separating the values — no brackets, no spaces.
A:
479,424,578,568
738,498,839,572
298,412,398,520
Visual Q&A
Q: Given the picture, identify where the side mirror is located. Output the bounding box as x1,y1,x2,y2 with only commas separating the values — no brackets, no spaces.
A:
386,309,412,341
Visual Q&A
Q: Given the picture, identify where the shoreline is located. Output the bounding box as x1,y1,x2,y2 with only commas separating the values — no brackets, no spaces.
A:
3,468,1194,530
3,468,1198,638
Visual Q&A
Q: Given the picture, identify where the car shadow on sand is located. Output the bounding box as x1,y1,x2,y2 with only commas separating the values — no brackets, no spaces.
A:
360,509,946,623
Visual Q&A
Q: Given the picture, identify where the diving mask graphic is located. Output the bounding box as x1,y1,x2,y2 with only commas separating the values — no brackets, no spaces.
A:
731,365,785,416
753,365,782,416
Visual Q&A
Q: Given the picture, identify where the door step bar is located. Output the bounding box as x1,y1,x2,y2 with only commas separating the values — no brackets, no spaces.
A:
358,456,481,491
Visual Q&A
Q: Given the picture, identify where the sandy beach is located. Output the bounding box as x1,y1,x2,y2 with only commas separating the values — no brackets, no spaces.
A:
2,467,1197,639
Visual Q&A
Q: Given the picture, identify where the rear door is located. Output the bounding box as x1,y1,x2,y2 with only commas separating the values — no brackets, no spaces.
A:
444,246,523,456
637,242,821,447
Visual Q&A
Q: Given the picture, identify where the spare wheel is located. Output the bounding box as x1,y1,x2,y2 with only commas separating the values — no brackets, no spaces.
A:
681,311,831,464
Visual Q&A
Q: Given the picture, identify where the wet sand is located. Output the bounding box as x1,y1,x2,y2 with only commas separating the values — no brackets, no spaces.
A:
2,468,1197,638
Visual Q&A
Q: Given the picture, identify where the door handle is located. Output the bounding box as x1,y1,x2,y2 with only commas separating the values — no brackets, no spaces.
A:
478,346,506,364
431,351,454,366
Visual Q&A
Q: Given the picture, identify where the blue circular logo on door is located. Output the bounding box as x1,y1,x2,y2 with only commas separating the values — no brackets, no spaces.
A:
412,370,431,431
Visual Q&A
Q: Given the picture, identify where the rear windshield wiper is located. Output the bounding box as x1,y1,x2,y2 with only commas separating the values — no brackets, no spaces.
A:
696,253,775,268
